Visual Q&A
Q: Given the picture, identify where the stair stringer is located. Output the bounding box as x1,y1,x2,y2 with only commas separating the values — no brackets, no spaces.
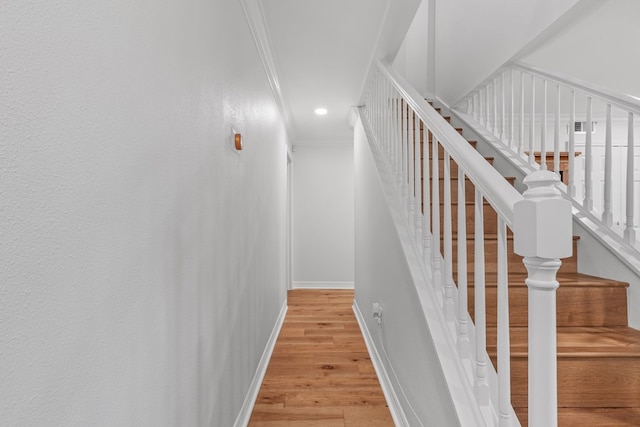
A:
447,105,640,329
355,112,520,427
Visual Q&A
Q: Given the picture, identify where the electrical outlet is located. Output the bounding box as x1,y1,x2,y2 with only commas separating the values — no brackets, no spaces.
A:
372,303,383,325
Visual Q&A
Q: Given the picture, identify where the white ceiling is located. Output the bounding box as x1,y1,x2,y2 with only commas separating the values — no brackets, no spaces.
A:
261,0,416,143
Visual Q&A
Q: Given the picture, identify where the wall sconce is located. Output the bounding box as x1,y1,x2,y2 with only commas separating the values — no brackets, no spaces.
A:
234,133,243,151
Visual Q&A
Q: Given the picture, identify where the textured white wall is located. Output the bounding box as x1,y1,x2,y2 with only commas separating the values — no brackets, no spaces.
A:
0,1,288,426
435,0,579,106
292,144,354,287
354,119,460,425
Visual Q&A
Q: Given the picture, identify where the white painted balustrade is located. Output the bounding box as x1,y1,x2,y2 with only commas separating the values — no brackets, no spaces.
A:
361,60,573,427
458,63,640,250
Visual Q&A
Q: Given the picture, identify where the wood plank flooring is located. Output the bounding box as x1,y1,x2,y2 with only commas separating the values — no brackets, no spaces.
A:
248,290,394,426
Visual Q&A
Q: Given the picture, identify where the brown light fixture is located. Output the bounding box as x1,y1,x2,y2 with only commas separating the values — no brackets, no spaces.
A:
234,133,243,151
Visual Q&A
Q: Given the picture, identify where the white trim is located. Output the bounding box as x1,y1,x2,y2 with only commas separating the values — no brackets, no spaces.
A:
294,140,354,148
352,301,409,427
291,281,354,289
233,301,288,427
240,0,297,142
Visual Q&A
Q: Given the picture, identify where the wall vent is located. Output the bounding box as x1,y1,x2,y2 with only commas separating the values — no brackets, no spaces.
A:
568,121,597,134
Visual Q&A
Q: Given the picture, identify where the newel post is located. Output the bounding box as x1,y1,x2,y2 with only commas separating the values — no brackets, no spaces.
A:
513,170,572,427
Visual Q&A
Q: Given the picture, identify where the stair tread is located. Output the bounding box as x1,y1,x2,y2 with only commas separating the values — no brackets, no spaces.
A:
449,233,580,241
468,272,629,288
434,176,516,182
515,407,640,426
526,150,582,158
487,326,640,357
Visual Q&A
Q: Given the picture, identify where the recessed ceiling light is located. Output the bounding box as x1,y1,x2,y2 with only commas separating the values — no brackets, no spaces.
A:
314,107,328,116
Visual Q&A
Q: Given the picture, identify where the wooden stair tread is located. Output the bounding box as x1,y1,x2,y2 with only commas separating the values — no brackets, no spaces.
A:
515,407,640,427
487,326,640,357
449,233,580,241
557,407,640,426
468,272,629,288
526,151,582,158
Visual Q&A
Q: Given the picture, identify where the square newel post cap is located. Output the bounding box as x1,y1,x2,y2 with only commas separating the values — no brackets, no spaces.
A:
514,170,572,259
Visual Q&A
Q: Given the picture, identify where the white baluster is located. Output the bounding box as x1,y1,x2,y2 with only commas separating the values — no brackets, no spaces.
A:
401,101,408,193
541,79,547,170
443,152,455,319
568,90,576,197
408,109,416,229
380,80,385,154
397,95,403,182
493,78,498,136
432,137,443,296
374,73,380,148
385,82,391,157
497,217,512,427
584,96,593,211
474,189,489,404
486,85,491,130
480,90,485,126
457,168,470,357
501,73,506,141
423,124,432,264
514,170,572,427
603,104,613,227
554,84,560,175
392,93,399,176
519,71,525,156
471,93,478,121
510,69,515,149
415,113,423,250
529,75,536,166
625,113,636,245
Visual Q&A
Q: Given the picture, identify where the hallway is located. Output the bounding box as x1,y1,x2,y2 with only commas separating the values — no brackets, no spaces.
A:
248,290,394,426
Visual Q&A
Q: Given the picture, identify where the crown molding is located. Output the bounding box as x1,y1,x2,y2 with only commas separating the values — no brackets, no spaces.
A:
240,0,297,142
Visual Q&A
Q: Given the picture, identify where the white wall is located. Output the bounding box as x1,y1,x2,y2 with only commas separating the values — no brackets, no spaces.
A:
393,0,431,97
292,143,354,288
0,1,288,426
435,0,580,106
523,0,640,99
354,119,461,426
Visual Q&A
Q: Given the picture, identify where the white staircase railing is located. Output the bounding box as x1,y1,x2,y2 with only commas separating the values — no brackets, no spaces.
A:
361,60,573,427
456,62,639,251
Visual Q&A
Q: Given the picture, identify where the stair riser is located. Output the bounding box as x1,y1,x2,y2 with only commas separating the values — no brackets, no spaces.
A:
420,176,516,204
419,158,496,178
506,358,640,408
435,203,501,235
420,140,477,157
449,238,578,274
468,286,628,327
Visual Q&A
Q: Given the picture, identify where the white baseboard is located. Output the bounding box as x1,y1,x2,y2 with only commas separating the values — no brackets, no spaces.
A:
292,281,354,289
352,301,409,427
233,300,288,427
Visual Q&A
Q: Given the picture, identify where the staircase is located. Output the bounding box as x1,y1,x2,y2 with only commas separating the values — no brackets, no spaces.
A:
427,105,640,426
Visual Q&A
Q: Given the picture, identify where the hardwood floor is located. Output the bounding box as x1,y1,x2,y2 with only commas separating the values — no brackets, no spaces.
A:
248,290,394,426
